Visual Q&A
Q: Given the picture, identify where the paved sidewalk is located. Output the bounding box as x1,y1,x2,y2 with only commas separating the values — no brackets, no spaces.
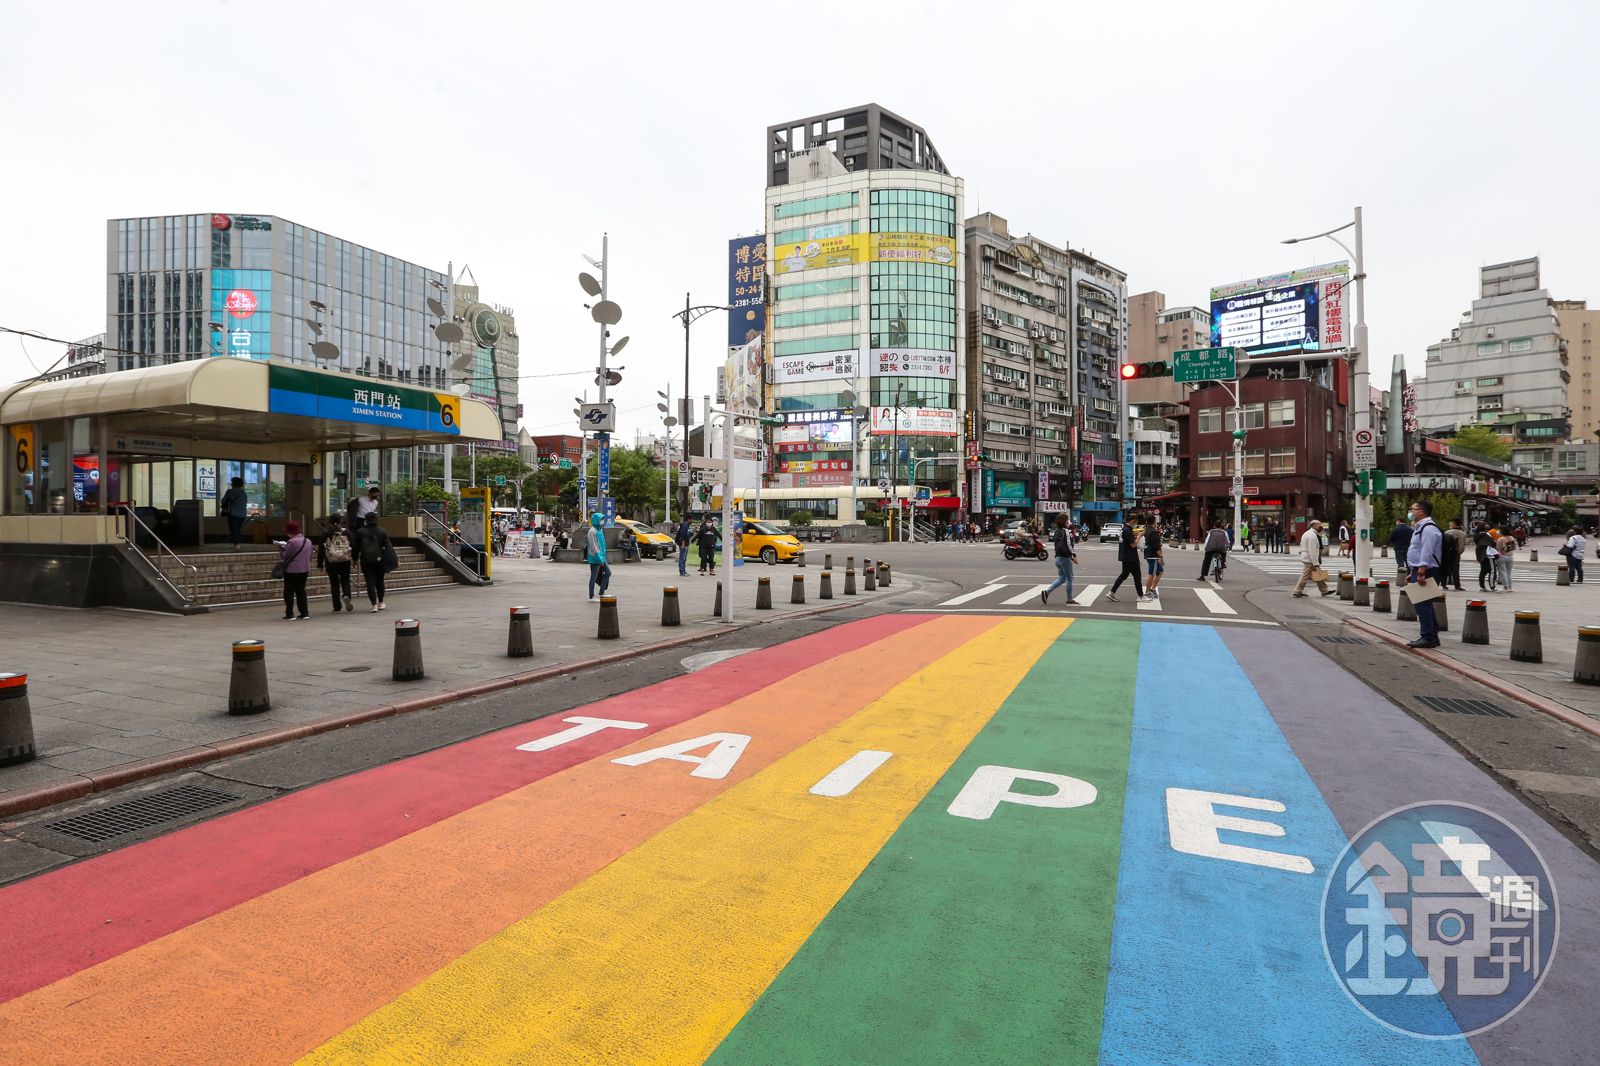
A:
0,555,898,806
1256,534,1600,723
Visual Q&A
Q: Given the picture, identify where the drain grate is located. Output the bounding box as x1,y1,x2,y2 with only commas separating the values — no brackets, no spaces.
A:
340,665,372,673
1316,635,1370,645
44,784,242,843
1416,695,1516,719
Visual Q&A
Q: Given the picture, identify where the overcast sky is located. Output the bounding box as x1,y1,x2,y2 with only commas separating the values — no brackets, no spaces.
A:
3,1,1595,442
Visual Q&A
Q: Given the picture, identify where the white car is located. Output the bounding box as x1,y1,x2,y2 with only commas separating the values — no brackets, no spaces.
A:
1099,523,1125,543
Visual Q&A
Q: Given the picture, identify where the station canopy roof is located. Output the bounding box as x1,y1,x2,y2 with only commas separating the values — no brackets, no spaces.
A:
0,358,502,449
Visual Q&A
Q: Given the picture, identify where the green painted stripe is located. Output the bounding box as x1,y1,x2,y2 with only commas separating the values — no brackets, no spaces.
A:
707,619,1141,1066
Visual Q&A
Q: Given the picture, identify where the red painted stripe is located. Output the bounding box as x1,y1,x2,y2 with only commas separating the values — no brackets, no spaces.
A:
0,613,929,1003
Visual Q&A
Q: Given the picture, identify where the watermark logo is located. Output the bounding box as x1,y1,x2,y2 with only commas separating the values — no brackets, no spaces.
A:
1321,802,1558,1038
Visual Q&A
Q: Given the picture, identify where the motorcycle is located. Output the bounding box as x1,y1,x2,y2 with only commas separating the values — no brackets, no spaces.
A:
1001,531,1049,561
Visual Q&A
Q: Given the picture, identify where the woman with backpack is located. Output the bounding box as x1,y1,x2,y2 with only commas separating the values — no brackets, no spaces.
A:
353,513,396,611
275,520,314,621
318,514,355,613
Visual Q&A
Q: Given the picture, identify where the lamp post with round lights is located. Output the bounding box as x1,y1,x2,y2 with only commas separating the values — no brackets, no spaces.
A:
580,236,628,526
671,297,731,517
657,387,679,524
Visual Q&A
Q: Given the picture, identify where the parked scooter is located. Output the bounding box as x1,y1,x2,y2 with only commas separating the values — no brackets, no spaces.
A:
1001,530,1050,561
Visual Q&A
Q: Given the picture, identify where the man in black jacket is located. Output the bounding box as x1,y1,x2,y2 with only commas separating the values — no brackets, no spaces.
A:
1107,518,1145,602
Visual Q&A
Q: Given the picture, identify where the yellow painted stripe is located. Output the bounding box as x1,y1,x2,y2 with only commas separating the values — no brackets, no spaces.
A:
301,616,1069,1065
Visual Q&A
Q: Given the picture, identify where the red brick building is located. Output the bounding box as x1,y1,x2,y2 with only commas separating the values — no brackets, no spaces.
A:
529,434,585,463
1178,372,1350,541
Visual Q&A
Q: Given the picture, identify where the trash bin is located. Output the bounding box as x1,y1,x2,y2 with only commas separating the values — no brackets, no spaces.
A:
171,499,202,547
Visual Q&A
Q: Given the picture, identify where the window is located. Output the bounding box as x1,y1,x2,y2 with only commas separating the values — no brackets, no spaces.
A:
774,276,856,301
774,191,857,219
1476,376,1503,387
1268,448,1296,474
773,333,857,357
773,220,860,245
1326,453,1333,476
1267,399,1296,427
1243,449,1266,476
1325,409,1333,433
1478,394,1504,411
1508,338,1532,353
1227,403,1265,431
772,306,857,329
1197,453,1224,478
1477,341,1503,355
1198,407,1222,433
1559,450,1587,471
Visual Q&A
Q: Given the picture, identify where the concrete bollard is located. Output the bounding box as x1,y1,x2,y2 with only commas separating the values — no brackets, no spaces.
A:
661,587,681,627
1461,600,1490,645
766,549,777,566
1380,546,1389,558
864,566,877,592
1372,580,1392,613
798,551,806,568
228,639,271,714
1353,578,1370,607
1396,588,1416,622
1530,549,1539,563
820,571,834,599
1435,596,1450,632
0,672,37,766
712,582,722,617
825,552,833,570
1573,627,1600,684
878,562,891,587
1338,572,1354,601
1510,611,1542,662
507,605,533,658
756,577,773,610
392,619,425,681
1557,564,1571,587
845,568,857,595
791,574,806,604
598,596,620,639
847,556,855,573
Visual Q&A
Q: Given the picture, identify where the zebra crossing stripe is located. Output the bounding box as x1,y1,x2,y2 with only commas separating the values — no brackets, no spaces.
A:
1075,584,1104,608
938,586,1008,606
1192,588,1236,616
1002,584,1054,606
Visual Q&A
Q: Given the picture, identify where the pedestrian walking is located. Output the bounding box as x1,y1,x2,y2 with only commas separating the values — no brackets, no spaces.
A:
1472,522,1496,591
1405,500,1445,648
220,476,249,550
696,517,719,575
275,520,313,620
1200,519,1230,582
674,517,692,577
346,486,380,528
353,513,394,612
1291,519,1335,597
1107,517,1143,601
1142,519,1166,601
585,513,611,600
1336,522,1350,558
317,514,355,613
1562,527,1587,583
1040,514,1079,606
1389,517,1413,583
1494,530,1517,591
1443,519,1467,590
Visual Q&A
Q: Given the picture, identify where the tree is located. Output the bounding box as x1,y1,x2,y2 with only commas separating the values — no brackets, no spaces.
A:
1447,424,1512,462
788,509,813,526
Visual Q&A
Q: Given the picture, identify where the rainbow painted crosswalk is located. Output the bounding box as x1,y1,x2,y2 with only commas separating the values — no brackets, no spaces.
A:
0,616,1500,1063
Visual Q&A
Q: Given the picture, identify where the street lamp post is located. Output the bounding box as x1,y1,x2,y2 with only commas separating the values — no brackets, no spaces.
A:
1284,206,1368,579
671,296,730,518
657,385,679,524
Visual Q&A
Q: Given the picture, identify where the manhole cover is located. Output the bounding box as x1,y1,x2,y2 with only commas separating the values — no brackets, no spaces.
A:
44,785,242,843
340,665,372,673
1416,695,1516,719
1316,635,1370,645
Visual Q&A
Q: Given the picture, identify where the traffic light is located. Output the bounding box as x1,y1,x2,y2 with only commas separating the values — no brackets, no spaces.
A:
1355,470,1388,498
1119,360,1170,380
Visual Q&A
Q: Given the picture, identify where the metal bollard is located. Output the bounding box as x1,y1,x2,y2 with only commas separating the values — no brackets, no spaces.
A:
228,639,271,714
791,574,806,604
1461,600,1490,645
0,672,37,766
825,552,833,570
820,571,834,599
878,561,891,587
1557,564,1571,587
864,566,877,592
1353,578,1370,607
1396,588,1416,622
712,582,722,617
1530,549,1538,563
507,605,533,658
1573,627,1600,684
597,596,620,639
845,568,857,595
1338,572,1354,600
1510,611,1542,663
756,577,773,610
661,587,681,627
392,619,425,680
1380,546,1389,558
1372,580,1392,613
1435,595,1450,632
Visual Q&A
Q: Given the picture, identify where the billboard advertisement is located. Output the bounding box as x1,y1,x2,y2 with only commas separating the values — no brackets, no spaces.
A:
210,269,272,359
1209,261,1349,302
267,366,461,435
771,349,858,384
727,236,766,348
868,232,956,267
724,337,763,414
871,348,956,379
870,406,958,436
772,232,959,275
1210,282,1323,355
773,234,864,275
1320,276,1346,348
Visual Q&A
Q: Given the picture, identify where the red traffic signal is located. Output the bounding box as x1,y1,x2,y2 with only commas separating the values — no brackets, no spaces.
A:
1119,361,1170,380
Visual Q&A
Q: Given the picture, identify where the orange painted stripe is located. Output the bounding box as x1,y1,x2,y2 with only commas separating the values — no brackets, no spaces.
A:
0,615,1001,1066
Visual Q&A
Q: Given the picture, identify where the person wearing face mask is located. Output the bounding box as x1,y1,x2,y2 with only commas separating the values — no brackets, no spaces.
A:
1405,499,1445,648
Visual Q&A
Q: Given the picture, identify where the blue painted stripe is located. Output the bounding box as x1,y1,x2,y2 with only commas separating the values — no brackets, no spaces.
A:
1098,623,1477,1065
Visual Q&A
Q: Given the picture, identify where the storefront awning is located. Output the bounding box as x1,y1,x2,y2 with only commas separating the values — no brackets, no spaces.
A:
1,359,501,449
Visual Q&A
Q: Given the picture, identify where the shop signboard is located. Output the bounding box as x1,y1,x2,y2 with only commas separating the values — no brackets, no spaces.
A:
772,349,857,384
727,235,767,348
871,348,956,379
268,366,461,435
869,407,958,436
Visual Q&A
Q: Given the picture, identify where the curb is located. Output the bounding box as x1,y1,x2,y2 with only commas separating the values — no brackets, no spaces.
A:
0,591,885,822
1343,616,1600,741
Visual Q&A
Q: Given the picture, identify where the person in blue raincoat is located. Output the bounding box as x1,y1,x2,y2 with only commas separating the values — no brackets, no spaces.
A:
585,512,611,601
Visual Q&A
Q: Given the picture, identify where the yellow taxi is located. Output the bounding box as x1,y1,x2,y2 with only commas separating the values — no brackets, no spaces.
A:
616,518,677,560
738,518,804,564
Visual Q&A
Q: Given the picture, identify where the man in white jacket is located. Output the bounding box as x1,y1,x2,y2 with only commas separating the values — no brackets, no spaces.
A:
1292,519,1335,597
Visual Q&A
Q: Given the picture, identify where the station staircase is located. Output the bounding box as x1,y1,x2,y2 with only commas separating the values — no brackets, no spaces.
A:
153,544,460,609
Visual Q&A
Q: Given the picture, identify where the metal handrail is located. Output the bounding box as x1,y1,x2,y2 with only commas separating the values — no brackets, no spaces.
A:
114,504,199,603
415,509,488,581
